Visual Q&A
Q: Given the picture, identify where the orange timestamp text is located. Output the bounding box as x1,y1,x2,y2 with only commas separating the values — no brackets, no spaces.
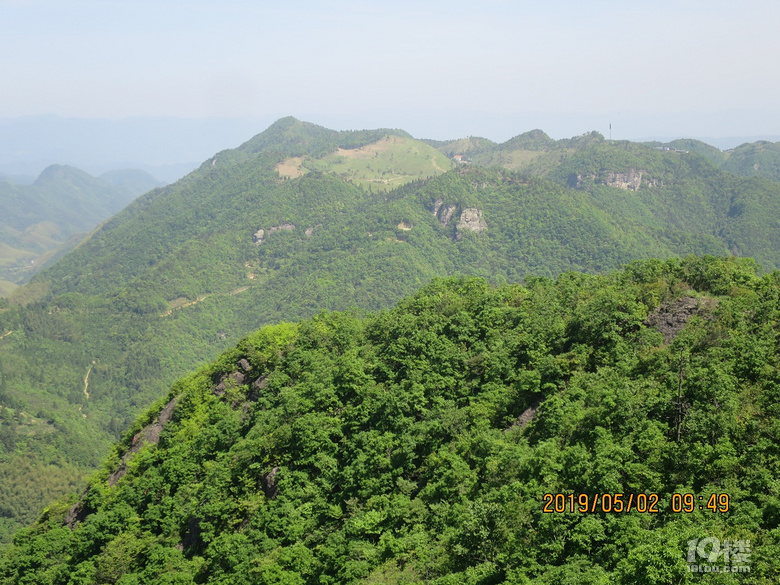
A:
542,493,730,514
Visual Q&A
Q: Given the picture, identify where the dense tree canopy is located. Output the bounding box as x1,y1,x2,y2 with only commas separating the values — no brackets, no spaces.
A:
3,118,780,550
2,257,779,583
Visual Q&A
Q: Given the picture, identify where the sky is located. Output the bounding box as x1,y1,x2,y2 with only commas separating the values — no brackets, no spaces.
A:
2,0,780,173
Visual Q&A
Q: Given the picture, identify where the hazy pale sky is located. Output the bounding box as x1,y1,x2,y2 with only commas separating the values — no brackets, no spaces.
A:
3,0,780,142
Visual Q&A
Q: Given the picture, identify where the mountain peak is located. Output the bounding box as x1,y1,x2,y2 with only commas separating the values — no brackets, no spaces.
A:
501,129,555,151
33,164,92,187
232,118,414,162
237,117,338,156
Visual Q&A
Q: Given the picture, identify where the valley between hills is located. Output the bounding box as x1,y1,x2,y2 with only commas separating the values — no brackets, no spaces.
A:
1,118,780,583
0,166,163,295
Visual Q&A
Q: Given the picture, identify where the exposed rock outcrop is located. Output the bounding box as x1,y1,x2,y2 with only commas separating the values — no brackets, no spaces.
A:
645,296,713,343
568,173,592,188
66,396,180,528
107,397,179,487
605,170,643,191
457,208,487,234
65,487,91,529
251,375,268,392
439,205,457,226
214,372,246,396
263,466,280,499
246,375,268,403
253,223,296,245
569,169,659,190
506,397,542,431
432,198,457,226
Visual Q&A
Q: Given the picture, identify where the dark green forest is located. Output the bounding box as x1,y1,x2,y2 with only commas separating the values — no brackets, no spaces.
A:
3,117,780,555
2,257,779,583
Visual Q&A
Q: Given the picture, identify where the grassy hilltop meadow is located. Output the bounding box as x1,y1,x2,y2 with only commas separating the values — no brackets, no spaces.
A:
1,118,780,578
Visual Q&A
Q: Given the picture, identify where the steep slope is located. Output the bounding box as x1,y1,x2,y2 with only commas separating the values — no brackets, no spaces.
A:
0,165,162,289
3,257,779,584
5,118,780,544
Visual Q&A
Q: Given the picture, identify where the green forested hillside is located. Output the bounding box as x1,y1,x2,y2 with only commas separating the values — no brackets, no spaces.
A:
722,141,780,183
4,117,780,543
642,138,780,183
2,257,779,584
449,129,780,186
0,165,161,291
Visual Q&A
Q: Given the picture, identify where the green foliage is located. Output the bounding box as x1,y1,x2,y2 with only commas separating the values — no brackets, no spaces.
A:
721,141,780,183
3,258,780,582
300,135,453,192
646,138,780,183
0,165,161,287
6,118,780,553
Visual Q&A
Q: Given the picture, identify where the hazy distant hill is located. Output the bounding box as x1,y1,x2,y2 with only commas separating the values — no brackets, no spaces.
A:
5,117,780,542
0,115,267,182
435,130,780,185
0,165,161,293
0,173,35,186
721,140,780,182
98,168,165,195
643,137,780,183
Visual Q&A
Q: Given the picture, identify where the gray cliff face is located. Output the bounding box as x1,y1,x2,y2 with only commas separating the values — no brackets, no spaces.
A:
253,223,296,245
570,169,660,190
431,199,487,238
457,208,487,233
605,170,643,191
431,198,459,227
439,205,457,226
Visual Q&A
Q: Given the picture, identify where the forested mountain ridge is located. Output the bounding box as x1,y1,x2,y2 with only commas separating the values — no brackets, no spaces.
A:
437,127,780,184
3,117,780,544
0,165,161,294
2,257,779,583
640,137,780,183
27,120,780,301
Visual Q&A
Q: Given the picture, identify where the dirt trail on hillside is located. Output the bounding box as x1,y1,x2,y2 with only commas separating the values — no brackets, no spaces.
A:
431,158,448,173
83,366,92,400
160,287,250,317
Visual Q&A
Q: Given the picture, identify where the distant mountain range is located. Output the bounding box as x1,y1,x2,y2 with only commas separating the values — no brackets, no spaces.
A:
0,115,273,183
3,114,779,183
2,117,780,543
640,138,780,183
0,166,162,295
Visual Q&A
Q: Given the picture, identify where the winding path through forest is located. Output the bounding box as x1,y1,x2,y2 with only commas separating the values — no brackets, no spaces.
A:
83,366,92,400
